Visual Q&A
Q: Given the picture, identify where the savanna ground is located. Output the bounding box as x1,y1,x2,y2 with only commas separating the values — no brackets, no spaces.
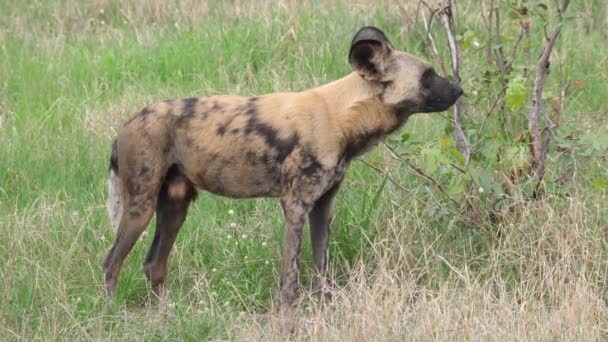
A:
1,0,607,340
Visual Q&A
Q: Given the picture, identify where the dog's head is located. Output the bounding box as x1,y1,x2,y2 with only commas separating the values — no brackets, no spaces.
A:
349,26,462,114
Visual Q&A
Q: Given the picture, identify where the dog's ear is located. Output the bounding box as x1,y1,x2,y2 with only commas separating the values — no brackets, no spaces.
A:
348,26,393,81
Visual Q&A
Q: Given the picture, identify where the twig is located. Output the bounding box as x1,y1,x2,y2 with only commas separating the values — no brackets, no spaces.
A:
383,143,460,207
395,0,444,71
529,0,570,185
438,0,471,166
523,21,531,79
421,10,446,74
493,8,508,74
480,0,494,66
470,84,509,154
508,23,526,71
359,159,413,194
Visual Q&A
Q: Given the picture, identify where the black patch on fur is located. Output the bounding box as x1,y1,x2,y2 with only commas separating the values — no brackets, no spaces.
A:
394,99,420,117
299,149,323,176
301,158,322,176
245,151,259,165
182,97,199,118
137,106,154,122
231,128,240,134
420,68,436,89
216,124,226,136
141,106,153,116
109,140,119,174
211,101,223,111
251,121,299,163
343,129,385,160
139,165,150,177
240,96,298,163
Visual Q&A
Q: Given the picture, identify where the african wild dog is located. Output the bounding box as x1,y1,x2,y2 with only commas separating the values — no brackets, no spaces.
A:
103,26,462,311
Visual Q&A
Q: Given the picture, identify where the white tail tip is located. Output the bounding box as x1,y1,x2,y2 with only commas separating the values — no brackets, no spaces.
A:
108,169,123,232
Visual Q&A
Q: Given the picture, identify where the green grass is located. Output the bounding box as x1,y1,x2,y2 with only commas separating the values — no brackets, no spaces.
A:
1,0,607,340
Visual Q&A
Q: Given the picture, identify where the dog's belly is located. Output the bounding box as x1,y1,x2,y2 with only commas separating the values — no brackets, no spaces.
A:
177,148,283,199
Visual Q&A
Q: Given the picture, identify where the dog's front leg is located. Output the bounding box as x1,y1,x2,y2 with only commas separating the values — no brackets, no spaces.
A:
279,195,310,314
309,181,342,303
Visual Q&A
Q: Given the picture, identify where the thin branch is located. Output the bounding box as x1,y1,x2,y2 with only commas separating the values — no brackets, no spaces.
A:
470,84,509,154
383,143,460,207
529,0,570,184
494,8,508,74
438,0,471,166
395,0,444,71
480,0,494,66
420,9,446,74
523,21,531,78
359,159,413,194
507,22,526,71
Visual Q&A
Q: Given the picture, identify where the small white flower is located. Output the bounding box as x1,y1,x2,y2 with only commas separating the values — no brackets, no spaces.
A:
99,8,105,14
235,241,239,246
212,268,217,273
228,209,235,216
141,231,148,237
224,301,230,307
241,234,247,239
472,40,481,47
244,256,248,260
100,235,106,241
227,235,232,239
230,222,237,229
265,260,270,265
478,187,484,194
168,302,176,308
198,299,205,305
261,241,267,247
211,291,217,297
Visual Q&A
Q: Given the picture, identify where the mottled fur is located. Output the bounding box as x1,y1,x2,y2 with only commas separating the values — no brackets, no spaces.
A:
103,27,462,312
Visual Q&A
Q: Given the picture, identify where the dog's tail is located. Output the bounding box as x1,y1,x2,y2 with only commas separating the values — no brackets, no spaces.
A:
108,140,122,231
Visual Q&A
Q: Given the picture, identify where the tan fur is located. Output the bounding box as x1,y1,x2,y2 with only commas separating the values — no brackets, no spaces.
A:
102,27,461,319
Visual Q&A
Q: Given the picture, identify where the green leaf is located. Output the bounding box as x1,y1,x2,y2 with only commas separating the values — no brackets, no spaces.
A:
506,76,528,112
536,3,548,11
469,167,494,195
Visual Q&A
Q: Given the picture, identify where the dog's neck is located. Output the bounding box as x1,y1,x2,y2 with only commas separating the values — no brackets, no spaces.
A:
315,72,410,159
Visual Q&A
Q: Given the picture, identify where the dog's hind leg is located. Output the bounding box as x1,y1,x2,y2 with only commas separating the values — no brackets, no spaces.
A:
143,166,197,297
103,194,156,298
103,141,166,298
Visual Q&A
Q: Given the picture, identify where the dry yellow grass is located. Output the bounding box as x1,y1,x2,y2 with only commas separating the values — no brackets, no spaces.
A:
239,196,608,341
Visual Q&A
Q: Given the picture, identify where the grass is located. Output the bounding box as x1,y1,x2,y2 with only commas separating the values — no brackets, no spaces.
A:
0,0,607,340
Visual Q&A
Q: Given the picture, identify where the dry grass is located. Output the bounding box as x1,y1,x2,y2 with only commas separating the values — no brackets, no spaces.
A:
239,196,608,341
